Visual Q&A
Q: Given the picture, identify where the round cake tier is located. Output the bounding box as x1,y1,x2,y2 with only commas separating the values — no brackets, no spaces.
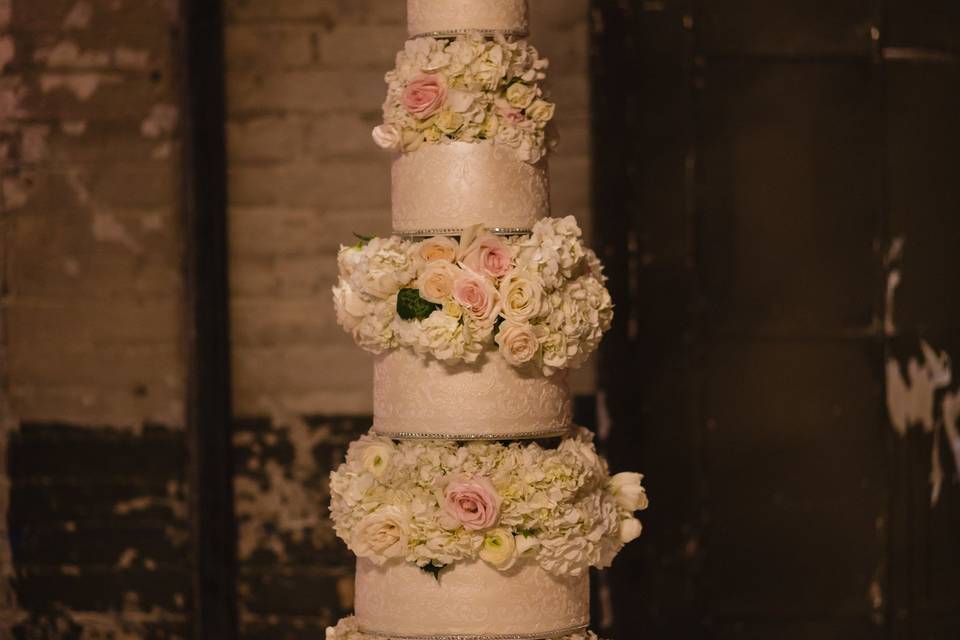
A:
373,349,571,440
392,141,549,235
407,0,529,37
355,558,589,638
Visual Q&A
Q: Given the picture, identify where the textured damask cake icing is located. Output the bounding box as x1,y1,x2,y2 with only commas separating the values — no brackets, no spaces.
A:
373,349,571,439
355,559,588,637
407,0,529,36
326,1,648,638
391,141,549,235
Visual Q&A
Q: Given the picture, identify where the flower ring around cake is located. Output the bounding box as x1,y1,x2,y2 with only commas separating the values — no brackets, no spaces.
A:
332,216,613,377
329,428,648,579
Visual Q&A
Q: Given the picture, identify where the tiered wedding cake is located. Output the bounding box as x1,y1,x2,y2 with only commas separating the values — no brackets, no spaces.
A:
327,2,647,638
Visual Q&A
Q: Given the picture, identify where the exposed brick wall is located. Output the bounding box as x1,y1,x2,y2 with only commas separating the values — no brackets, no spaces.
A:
0,0,189,635
225,0,595,420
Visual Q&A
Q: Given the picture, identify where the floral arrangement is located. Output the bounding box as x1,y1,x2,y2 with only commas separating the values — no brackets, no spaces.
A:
332,216,613,375
329,428,648,578
372,34,556,163
326,617,603,640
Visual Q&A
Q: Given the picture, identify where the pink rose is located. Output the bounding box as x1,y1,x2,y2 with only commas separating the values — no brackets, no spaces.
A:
495,98,524,125
461,233,512,279
452,269,500,320
402,74,446,119
443,477,501,531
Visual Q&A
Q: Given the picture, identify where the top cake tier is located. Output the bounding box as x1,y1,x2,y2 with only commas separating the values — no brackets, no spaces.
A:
407,0,530,37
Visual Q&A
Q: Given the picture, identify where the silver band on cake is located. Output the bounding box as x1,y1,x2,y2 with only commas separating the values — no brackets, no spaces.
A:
358,625,590,640
379,425,572,441
409,28,529,39
395,226,533,238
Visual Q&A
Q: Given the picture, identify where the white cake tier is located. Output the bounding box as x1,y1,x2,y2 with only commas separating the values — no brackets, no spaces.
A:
373,349,572,440
407,0,529,37
392,141,549,235
355,558,589,638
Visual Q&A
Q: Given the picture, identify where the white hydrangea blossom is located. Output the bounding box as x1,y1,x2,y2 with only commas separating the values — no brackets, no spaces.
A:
329,428,647,578
331,217,614,374
377,34,554,163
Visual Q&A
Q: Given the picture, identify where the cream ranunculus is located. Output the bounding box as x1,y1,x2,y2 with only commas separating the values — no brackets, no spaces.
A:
357,440,395,478
619,517,643,543
478,528,518,570
499,271,544,322
372,123,401,150
495,321,540,366
505,82,537,109
352,506,409,565
608,472,648,512
417,262,461,304
417,235,458,263
526,99,556,124
436,109,464,134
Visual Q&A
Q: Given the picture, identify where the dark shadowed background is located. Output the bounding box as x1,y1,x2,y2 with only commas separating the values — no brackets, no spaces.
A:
1,1,958,639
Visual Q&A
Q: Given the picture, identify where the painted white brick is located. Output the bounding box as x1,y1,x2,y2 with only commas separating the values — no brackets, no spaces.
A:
228,116,308,162
228,69,385,114
225,0,339,22
230,206,388,257
226,25,317,69
319,25,405,70
228,160,390,208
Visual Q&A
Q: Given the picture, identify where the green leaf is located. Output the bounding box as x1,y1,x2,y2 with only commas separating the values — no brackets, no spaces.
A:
397,288,441,321
420,563,445,580
352,232,374,248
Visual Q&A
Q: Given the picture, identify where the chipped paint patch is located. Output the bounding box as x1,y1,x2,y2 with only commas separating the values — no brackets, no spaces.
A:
40,72,121,101
36,40,110,68
92,211,144,253
114,47,150,70
141,104,179,138
0,35,14,71
61,120,88,136
886,341,951,437
63,1,94,30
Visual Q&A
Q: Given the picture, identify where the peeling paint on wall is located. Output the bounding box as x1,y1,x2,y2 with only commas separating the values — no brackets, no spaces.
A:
883,239,960,505
234,400,330,562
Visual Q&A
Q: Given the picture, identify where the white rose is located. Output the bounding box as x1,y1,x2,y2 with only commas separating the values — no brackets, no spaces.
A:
505,82,537,109
479,528,517,570
417,235,458,263
495,321,539,366
619,517,643,543
352,506,409,565
526,99,555,124
608,472,648,511
357,440,395,478
372,123,401,150
499,271,544,322
417,262,461,303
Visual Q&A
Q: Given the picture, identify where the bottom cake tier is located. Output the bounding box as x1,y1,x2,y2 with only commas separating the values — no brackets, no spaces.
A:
354,558,589,638
327,615,602,640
